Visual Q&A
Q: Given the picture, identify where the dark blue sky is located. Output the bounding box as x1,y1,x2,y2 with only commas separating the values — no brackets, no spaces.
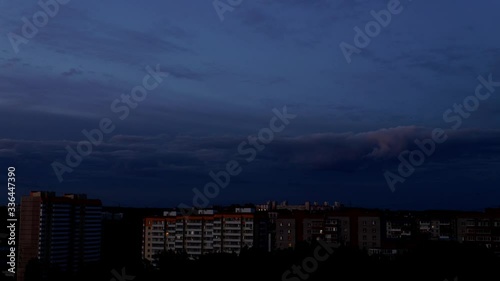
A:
1,0,499,210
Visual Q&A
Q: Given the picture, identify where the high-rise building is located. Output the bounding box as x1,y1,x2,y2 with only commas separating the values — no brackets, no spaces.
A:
457,208,500,250
417,211,457,241
254,211,276,252
213,208,254,254
323,216,350,245
358,216,381,249
143,203,500,262
17,191,102,281
142,208,254,263
276,217,296,249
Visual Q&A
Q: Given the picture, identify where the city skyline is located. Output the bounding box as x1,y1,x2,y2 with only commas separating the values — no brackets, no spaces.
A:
140,198,500,260
9,189,500,212
5,191,498,280
2,0,500,280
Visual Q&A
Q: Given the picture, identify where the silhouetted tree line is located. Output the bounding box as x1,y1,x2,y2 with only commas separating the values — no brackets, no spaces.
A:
21,240,500,281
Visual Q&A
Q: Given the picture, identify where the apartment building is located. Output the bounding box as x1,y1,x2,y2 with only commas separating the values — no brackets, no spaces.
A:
253,211,276,252
303,216,324,242
213,209,254,254
384,212,416,240
257,201,341,212
143,217,168,262
358,216,382,249
457,209,500,250
276,217,296,249
18,192,102,281
143,205,500,261
324,216,350,245
277,209,373,250
142,210,217,261
142,208,254,262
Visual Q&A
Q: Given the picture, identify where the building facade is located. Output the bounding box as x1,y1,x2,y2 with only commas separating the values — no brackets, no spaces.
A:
457,209,500,250
18,192,102,281
142,204,500,263
142,208,255,262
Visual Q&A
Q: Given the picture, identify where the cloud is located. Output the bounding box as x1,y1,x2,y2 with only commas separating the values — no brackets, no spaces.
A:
1,126,499,180
2,126,499,209
162,65,206,81
61,68,84,77
265,127,500,171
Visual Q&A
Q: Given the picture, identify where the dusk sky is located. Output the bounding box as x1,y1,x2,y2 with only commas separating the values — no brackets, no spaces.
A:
1,0,499,210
